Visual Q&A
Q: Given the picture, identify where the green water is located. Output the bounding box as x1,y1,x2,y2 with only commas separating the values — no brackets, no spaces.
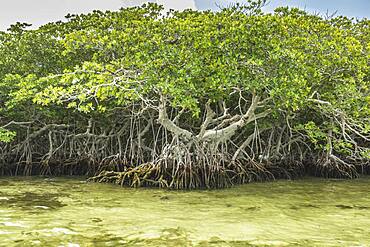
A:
0,177,369,246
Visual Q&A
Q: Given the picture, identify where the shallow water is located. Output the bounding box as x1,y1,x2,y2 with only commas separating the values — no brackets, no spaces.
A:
0,177,369,246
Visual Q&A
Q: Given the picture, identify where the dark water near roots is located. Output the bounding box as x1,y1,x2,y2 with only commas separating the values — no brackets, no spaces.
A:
0,177,369,246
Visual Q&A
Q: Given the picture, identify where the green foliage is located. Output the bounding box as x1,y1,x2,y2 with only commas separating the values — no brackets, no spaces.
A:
296,122,327,149
2,4,368,114
0,128,16,143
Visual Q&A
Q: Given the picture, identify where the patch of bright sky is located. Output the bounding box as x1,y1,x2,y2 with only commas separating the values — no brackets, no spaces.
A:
0,0,154,30
0,0,368,31
198,0,370,18
262,0,370,18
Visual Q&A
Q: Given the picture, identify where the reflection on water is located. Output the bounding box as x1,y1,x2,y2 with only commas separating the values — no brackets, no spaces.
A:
0,176,369,246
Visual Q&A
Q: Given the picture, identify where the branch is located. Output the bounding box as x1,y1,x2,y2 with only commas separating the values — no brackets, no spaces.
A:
28,124,69,140
2,121,33,128
157,95,193,140
232,133,255,162
201,94,261,142
198,100,216,138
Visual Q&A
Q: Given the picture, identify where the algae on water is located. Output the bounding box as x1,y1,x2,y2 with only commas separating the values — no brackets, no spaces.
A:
0,177,370,246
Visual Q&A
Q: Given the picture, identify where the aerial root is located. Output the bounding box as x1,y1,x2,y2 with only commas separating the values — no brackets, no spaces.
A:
314,154,359,179
87,163,169,188
87,159,301,189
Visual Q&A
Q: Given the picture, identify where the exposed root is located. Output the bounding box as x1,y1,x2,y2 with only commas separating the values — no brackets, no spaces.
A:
313,154,359,179
87,158,303,189
0,98,368,189
88,163,168,188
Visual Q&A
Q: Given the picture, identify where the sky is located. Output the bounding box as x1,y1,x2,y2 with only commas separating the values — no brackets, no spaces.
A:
0,0,369,31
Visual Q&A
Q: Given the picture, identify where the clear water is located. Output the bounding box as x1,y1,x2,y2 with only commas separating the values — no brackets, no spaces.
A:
0,177,369,246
